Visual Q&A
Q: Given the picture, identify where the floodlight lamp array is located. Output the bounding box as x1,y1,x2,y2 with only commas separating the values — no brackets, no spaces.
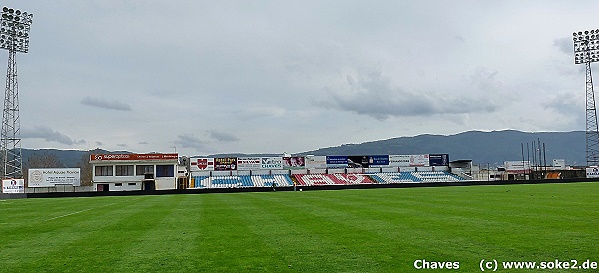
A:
0,6,33,53
574,29,599,64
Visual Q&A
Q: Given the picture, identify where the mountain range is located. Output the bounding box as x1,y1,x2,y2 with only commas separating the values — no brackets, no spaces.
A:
21,130,585,168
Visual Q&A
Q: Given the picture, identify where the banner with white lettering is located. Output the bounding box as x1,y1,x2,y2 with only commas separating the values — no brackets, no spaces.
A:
261,157,283,170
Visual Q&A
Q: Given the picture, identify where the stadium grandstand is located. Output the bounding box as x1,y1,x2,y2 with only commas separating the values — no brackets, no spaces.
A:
186,154,465,190
7,153,467,194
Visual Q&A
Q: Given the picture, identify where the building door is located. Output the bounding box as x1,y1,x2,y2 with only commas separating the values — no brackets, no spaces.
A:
143,181,155,191
177,177,188,190
97,184,109,192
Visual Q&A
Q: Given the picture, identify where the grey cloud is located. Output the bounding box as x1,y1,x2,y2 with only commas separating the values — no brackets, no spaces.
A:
95,141,104,146
21,126,82,145
206,130,240,142
553,37,572,55
543,92,584,128
117,143,128,147
174,135,206,151
325,69,498,120
81,97,132,111
470,67,500,91
543,92,580,114
139,141,149,145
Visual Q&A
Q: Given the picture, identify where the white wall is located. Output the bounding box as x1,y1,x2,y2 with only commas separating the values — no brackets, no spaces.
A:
155,178,176,190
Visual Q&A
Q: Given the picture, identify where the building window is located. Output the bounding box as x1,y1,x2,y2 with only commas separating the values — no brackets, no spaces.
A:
95,166,113,176
156,165,174,177
115,165,134,176
136,165,153,176
128,182,136,186
115,183,123,187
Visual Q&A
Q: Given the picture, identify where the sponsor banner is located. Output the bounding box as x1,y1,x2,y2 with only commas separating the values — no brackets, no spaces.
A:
237,157,262,171
90,153,178,162
305,155,327,169
504,161,531,171
28,168,81,187
261,157,283,170
429,154,449,166
283,156,305,170
327,156,347,168
215,157,237,171
587,167,599,178
190,157,215,171
347,156,371,168
389,155,409,167
368,155,390,167
389,154,429,167
2,179,24,193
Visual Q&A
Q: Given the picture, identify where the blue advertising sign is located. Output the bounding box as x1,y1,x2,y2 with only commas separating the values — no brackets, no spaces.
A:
368,155,390,166
326,156,348,168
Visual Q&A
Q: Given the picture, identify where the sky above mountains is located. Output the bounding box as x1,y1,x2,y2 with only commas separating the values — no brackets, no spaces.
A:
3,1,596,156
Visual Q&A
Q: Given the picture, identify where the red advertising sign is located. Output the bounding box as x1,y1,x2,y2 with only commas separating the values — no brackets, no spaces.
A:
90,153,178,162
190,157,215,171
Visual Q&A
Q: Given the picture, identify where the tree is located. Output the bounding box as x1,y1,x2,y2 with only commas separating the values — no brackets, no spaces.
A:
23,153,64,182
77,152,93,186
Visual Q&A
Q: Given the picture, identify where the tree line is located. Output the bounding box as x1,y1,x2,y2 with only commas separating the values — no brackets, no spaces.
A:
23,152,92,186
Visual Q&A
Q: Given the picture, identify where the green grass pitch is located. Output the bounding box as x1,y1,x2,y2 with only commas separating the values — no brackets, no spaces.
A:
1,182,598,272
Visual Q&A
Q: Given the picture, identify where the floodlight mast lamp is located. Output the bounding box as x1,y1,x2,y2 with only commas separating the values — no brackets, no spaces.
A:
0,6,33,179
573,29,599,167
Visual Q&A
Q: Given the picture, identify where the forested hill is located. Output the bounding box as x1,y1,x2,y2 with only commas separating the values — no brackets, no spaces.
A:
301,130,584,166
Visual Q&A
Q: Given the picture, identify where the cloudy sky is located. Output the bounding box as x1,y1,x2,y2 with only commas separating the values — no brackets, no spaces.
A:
2,1,595,156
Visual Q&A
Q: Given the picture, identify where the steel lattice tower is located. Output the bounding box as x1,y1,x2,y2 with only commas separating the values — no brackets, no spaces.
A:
584,62,599,166
574,29,599,166
0,7,33,178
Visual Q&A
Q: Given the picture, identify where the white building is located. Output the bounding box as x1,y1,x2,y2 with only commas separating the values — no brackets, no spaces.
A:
90,153,179,191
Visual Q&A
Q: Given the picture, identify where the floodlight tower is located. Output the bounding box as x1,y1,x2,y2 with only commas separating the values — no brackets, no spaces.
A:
0,6,33,179
573,29,599,167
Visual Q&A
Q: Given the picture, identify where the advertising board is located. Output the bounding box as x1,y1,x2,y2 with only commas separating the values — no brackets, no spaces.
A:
368,155,390,167
586,167,599,178
190,157,215,171
90,153,178,162
261,157,283,170
389,154,430,167
215,157,237,171
429,154,449,166
2,179,24,193
305,155,327,169
282,156,305,170
28,168,81,187
237,157,262,171
327,156,348,168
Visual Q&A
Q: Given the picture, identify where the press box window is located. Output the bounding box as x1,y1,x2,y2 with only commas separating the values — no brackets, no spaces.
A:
156,165,174,177
136,165,153,176
115,165,134,176
95,166,113,176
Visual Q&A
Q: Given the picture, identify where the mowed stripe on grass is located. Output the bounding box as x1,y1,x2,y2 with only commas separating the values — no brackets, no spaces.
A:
0,182,598,272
